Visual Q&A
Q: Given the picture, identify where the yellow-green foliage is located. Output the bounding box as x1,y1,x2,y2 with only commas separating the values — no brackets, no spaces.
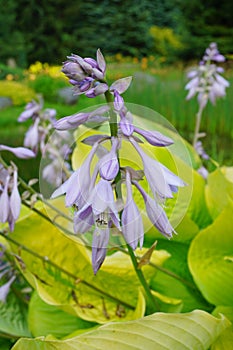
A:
0,81,36,105
27,61,64,80
149,26,182,57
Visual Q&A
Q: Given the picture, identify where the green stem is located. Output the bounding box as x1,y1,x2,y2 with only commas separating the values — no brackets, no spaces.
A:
105,90,118,137
127,244,159,313
104,89,158,313
193,101,204,147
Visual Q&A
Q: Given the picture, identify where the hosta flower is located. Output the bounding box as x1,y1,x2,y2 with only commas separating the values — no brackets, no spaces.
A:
18,100,41,122
0,145,35,159
19,99,57,155
0,276,16,303
51,48,187,275
185,42,229,107
52,142,99,207
0,166,21,231
130,137,185,201
98,137,119,181
62,49,107,97
54,105,109,130
92,227,109,274
121,171,144,249
134,181,175,238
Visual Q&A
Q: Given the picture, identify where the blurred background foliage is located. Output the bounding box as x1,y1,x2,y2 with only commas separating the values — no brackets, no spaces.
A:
0,0,232,66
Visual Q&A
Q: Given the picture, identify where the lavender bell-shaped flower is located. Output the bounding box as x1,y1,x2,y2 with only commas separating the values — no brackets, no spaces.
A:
98,137,119,181
54,105,109,131
130,137,185,201
133,127,174,147
92,226,109,274
74,179,120,234
0,168,21,231
18,100,41,122
0,145,35,159
134,181,175,238
52,142,99,207
0,276,16,303
185,42,229,107
121,171,144,249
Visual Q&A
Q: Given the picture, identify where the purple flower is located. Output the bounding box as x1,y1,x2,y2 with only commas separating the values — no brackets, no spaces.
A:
92,227,109,274
203,42,225,63
85,83,108,98
18,100,41,122
54,105,109,131
119,116,134,136
0,276,16,303
62,49,107,96
113,90,124,111
130,137,185,201
0,145,35,159
74,179,120,235
0,168,21,231
23,118,40,153
98,137,119,181
133,127,173,147
121,171,144,249
185,43,229,107
134,181,175,238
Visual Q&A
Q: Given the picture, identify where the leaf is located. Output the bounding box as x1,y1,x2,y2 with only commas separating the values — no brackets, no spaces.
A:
188,202,233,306
12,310,230,350
205,167,233,219
9,209,168,323
0,292,31,337
211,306,233,349
150,240,212,313
28,292,97,338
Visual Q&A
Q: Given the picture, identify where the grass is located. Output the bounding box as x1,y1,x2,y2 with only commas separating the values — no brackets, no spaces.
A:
0,62,232,166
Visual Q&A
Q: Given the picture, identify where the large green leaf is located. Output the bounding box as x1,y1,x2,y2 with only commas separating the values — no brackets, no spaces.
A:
0,292,31,338
150,240,212,313
12,310,230,350
9,209,169,323
188,202,233,306
205,167,233,219
211,306,233,349
28,292,96,338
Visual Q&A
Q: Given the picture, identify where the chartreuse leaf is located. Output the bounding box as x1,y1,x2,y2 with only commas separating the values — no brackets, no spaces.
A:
150,240,212,313
9,209,169,324
211,306,233,349
0,292,31,337
205,166,233,219
28,292,96,338
188,202,233,306
12,310,230,350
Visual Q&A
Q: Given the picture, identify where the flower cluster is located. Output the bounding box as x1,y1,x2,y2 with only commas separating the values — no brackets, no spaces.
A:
53,49,185,274
62,49,108,98
185,42,229,109
18,98,72,186
18,98,57,154
0,146,35,230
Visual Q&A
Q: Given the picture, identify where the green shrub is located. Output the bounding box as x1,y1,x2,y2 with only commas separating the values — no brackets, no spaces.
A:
149,26,183,61
28,74,68,102
0,63,25,80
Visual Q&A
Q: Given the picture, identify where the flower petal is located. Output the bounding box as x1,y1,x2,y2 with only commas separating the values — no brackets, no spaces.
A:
0,145,35,159
10,170,21,220
92,227,109,274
